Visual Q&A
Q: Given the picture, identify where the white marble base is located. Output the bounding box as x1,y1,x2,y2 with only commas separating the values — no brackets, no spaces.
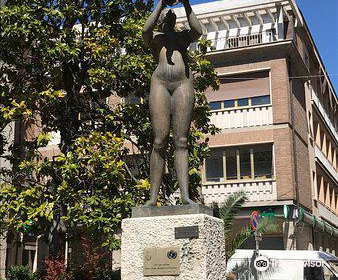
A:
121,214,226,280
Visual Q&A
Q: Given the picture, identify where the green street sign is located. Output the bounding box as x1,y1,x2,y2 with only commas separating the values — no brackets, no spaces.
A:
283,205,290,219
261,211,275,218
299,207,304,221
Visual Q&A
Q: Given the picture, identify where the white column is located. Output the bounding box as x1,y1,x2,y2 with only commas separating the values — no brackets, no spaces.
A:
276,4,284,40
0,234,7,279
283,221,297,250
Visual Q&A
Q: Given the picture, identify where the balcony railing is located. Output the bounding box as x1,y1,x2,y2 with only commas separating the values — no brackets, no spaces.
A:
210,105,273,129
191,31,275,52
315,146,338,182
312,90,338,142
202,179,277,205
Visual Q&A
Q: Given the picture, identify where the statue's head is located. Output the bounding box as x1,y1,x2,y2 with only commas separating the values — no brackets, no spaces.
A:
159,9,177,33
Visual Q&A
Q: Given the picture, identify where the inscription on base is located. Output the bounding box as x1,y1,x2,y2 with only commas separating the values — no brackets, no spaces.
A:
143,246,180,276
175,226,199,239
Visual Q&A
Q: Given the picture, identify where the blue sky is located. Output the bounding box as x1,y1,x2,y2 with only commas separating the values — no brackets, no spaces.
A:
185,0,338,93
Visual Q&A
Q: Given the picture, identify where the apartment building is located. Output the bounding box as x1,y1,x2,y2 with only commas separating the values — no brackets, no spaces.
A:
175,0,338,252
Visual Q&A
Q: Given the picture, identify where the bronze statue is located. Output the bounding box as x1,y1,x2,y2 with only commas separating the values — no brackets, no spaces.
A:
142,0,202,206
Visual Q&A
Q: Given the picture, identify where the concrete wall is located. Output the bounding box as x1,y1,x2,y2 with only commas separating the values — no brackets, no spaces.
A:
0,236,7,279
0,122,14,170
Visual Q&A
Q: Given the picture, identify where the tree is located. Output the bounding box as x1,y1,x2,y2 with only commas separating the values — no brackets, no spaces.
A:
217,191,281,259
0,0,219,259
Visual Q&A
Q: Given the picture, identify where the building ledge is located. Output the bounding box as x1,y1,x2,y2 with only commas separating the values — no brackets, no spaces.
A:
315,145,338,184
205,39,293,61
318,202,338,228
312,90,338,145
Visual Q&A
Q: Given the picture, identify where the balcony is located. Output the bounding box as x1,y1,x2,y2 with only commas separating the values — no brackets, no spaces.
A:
191,31,276,52
318,202,338,228
312,90,338,142
202,179,277,205
203,144,276,204
213,31,275,50
315,145,338,183
210,104,273,129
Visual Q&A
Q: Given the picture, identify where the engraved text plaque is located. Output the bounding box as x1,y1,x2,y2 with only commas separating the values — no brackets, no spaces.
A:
143,246,180,276
175,226,199,239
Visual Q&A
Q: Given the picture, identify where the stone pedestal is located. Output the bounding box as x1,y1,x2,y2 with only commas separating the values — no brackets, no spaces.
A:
121,213,226,280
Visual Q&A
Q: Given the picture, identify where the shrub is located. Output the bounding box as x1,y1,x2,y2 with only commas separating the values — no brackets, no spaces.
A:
92,269,120,280
42,258,67,280
67,236,120,280
7,266,37,280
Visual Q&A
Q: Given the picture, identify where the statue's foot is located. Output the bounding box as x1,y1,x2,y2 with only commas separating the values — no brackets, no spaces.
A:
182,198,197,205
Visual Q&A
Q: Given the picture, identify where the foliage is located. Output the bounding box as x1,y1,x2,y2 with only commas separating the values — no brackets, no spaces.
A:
6,265,37,280
218,190,247,238
67,236,120,280
226,217,281,259
0,0,219,258
217,191,281,259
43,258,67,280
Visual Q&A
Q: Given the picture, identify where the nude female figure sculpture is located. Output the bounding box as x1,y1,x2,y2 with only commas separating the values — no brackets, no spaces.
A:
142,0,203,206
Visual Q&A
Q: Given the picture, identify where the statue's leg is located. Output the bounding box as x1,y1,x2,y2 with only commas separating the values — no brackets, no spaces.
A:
171,78,196,205
146,78,171,206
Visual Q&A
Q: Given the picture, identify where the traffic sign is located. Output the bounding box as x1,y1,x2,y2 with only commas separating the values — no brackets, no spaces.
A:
250,211,260,231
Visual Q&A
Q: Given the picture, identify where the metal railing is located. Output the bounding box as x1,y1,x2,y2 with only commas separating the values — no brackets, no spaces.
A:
191,31,275,51
227,32,263,48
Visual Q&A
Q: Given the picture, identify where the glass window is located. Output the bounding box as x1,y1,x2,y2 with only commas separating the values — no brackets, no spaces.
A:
237,98,249,107
323,265,337,280
224,100,235,108
125,95,141,105
304,266,323,280
205,145,274,183
328,262,338,275
225,150,237,180
240,148,251,179
209,102,222,110
254,146,273,179
251,95,271,106
206,150,224,182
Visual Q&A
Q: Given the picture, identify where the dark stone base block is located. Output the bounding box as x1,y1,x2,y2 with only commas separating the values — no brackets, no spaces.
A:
132,204,214,218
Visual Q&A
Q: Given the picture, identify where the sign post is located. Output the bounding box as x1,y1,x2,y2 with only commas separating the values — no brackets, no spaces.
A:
250,211,261,257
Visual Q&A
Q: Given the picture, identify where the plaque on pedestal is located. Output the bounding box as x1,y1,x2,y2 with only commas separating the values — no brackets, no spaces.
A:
143,246,180,276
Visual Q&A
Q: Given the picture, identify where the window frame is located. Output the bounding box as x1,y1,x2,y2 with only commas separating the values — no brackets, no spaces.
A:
208,95,271,111
204,144,274,183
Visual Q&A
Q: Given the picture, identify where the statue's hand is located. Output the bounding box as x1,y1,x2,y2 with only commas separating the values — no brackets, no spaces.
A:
163,0,180,6
180,0,190,5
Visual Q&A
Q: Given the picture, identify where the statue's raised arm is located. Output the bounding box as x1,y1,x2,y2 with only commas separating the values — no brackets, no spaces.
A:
181,0,203,42
142,0,164,46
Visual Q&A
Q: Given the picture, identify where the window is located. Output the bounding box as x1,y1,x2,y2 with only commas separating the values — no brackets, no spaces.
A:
303,266,322,280
224,100,235,108
205,144,274,182
237,98,249,107
208,96,271,111
240,148,251,179
251,95,271,106
226,150,238,180
205,71,270,107
323,265,337,280
125,95,142,105
254,146,273,179
205,149,224,182
209,101,222,110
